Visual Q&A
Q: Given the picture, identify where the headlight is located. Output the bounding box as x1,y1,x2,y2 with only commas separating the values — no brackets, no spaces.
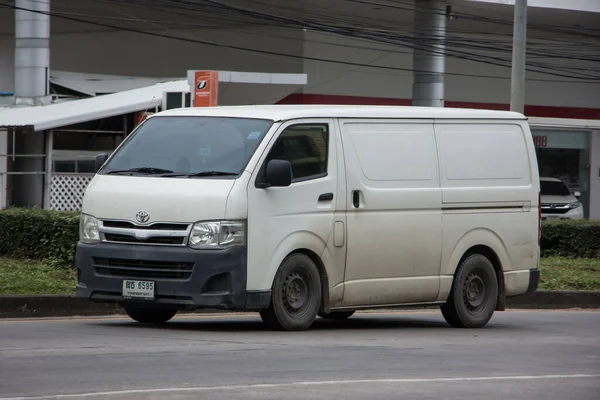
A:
80,214,100,244
188,221,245,249
568,202,581,209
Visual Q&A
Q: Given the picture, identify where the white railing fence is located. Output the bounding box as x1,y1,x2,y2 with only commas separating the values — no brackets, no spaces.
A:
50,173,94,211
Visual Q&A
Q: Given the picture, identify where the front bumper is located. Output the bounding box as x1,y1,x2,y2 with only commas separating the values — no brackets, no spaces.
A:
75,242,270,310
541,206,584,220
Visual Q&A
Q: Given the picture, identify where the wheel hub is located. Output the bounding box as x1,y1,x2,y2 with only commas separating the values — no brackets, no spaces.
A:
463,273,486,310
283,272,308,312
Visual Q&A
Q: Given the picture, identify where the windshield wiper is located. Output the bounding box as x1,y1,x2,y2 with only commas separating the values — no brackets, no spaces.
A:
106,167,174,175
162,171,239,177
189,171,238,177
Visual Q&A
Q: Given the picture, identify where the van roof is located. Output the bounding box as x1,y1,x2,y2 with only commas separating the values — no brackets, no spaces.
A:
153,104,526,121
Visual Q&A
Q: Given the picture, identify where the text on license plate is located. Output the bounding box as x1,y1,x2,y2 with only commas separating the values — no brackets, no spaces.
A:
122,280,155,300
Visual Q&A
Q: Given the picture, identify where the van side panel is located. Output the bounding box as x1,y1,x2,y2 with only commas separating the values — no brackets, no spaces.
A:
434,120,540,301
339,119,442,307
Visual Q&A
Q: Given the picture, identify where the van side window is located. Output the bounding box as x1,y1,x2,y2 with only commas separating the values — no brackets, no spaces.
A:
267,124,329,181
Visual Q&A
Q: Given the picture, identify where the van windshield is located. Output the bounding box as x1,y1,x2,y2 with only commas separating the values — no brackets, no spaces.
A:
540,180,571,196
100,116,273,177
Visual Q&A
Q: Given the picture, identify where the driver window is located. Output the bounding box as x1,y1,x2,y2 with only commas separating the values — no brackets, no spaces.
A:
266,124,329,182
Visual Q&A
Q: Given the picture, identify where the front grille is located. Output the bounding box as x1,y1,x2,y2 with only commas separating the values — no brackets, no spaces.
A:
542,208,570,215
102,220,189,231
93,257,194,280
104,233,185,245
99,220,190,247
541,205,570,215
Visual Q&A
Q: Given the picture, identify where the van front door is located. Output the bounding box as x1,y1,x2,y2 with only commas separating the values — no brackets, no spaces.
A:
339,119,442,307
247,119,347,308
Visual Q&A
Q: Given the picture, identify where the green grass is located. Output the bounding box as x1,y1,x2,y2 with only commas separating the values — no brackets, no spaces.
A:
539,257,600,291
0,258,76,295
0,256,599,295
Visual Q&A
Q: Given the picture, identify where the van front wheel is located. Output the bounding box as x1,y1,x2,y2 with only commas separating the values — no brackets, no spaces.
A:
123,306,177,324
441,254,498,328
260,253,322,331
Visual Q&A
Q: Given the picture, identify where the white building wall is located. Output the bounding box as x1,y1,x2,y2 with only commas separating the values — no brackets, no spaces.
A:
467,0,600,13
301,32,413,100
50,28,304,79
590,130,600,220
1,8,598,110
302,31,600,109
1,27,304,94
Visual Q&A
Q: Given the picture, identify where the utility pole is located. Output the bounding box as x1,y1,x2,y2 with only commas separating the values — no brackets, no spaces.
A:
412,0,446,107
15,0,51,107
510,0,527,114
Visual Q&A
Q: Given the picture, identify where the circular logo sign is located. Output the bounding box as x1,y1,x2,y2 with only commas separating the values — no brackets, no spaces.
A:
196,80,208,90
136,210,150,224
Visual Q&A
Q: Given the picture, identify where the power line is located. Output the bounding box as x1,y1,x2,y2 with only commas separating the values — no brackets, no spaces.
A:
175,0,600,80
52,2,600,64
1,1,599,82
348,0,600,38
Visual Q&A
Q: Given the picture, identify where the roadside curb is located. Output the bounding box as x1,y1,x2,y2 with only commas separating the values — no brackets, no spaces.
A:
505,290,600,309
0,295,225,319
1,291,599,319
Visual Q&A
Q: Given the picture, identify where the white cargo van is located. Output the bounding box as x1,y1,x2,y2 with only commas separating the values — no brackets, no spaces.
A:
76,105,541,331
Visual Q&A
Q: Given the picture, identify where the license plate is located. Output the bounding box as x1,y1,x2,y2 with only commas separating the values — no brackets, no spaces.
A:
122,280,155,300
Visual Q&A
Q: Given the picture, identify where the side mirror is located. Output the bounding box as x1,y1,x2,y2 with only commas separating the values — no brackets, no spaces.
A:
95,153,109,172
265,159,292,187
574,191,581,198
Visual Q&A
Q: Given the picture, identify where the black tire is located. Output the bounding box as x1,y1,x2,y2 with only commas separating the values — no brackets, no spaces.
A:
318,311,355,320
441,254,498,328
124,306,177,324
260,253,322,331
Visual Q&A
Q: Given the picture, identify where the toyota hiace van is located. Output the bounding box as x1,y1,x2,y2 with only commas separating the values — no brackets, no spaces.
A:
76,105,541,331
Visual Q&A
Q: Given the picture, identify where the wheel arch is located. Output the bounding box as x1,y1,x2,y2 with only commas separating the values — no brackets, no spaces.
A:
251,230,329,303
445,229,510,311
458,245,506,311
289,248,330,315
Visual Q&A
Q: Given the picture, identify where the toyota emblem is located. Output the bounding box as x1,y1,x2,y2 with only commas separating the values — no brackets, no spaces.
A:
136,210,150,224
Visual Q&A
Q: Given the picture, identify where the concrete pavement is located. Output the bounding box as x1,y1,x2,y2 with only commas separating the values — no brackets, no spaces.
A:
0,310,599,399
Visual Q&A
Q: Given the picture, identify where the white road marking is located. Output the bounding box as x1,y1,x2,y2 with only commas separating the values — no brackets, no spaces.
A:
2,374,599,400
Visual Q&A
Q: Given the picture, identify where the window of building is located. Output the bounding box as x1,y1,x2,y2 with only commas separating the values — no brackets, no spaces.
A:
533,129,591,218
77,160,96,173
267,124,329,182
53,161,76,173
53,160,97,173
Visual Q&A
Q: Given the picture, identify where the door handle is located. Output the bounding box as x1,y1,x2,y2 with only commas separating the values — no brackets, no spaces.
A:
318,193,334,202
352,190,361,208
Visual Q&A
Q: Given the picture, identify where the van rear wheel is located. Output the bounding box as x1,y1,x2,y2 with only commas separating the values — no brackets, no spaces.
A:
441,254,498,328
124,306,177,324
260,253,322,331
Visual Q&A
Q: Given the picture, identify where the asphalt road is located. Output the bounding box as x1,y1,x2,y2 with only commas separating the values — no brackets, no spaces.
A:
0,310,599,400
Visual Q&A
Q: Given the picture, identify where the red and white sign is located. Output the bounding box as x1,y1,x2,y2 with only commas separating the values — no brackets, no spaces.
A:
533,135,548,148
193,70,218,107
